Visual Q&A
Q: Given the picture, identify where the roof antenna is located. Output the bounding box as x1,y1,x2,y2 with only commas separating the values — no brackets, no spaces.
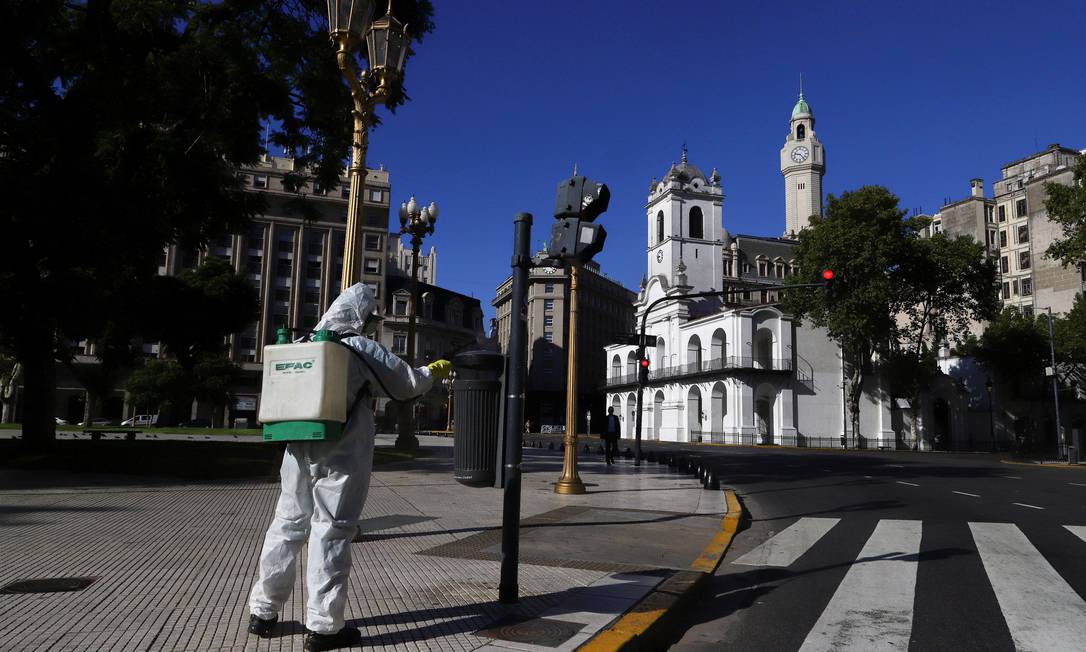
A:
799,72,804,99
681,142,688,164
572,162,578,176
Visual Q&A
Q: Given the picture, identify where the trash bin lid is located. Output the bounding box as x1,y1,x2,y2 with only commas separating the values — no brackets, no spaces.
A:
453,348,506,372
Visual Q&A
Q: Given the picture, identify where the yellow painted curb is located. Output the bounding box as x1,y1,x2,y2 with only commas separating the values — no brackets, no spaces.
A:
1000,459,1086,470
579,490,745,651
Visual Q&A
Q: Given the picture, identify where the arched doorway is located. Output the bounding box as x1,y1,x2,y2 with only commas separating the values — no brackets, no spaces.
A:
755,384,776,444
626,351,637,377
626,393,637,439
655,337,666,371
687,335,702,372
611,354,622,380
711,329,726,369
711,382,726,443
932,398,951,451
653,390,664,441
687,386,703,442
754,328,774,369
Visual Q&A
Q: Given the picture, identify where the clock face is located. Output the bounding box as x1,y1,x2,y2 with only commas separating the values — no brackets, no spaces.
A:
656,250,664,263
791,146,810,163
543,266,557,275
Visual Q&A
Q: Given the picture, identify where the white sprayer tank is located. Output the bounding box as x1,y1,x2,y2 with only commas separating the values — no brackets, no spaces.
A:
259,340,351,437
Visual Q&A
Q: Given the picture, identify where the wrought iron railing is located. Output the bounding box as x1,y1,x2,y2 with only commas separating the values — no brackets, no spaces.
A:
605,356,793,387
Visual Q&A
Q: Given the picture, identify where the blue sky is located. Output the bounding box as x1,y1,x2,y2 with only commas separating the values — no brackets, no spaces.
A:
359,0,1086,322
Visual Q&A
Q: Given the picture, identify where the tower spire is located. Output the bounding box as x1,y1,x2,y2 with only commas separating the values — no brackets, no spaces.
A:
799,72,804,99
572,162,578,176
681,143,688,164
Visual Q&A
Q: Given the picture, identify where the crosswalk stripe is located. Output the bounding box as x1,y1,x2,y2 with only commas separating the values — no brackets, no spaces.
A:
970,522,1086,652
1065,525,1086,544
798,520,921,652
732,517,840,567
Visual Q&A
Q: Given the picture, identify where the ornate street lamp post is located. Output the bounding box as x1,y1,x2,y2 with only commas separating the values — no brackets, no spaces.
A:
395,196,438,450
326,0,410,290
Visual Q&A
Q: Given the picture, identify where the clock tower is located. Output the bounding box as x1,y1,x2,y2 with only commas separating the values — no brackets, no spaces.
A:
780,90,825,237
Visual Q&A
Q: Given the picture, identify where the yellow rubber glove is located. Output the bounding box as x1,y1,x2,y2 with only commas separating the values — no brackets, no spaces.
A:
427,359,453,381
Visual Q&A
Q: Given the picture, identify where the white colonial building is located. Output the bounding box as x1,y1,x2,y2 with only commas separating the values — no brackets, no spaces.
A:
604,94,894,448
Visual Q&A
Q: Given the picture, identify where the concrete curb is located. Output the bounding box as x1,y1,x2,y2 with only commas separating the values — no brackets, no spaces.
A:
578,490,744,652
1000,459,1085,469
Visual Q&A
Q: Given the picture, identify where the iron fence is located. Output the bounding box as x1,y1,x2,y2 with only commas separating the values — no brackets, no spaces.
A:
605,356,794,387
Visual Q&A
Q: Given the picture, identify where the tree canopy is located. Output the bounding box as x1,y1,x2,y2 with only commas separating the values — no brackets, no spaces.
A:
0,0,434,448
1044,155,1086,268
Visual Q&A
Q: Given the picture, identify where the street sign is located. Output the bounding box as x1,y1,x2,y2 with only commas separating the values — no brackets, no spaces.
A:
615,334,654,347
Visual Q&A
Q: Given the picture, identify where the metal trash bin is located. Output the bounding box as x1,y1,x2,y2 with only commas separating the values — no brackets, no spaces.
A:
452,348,506,487
1069,446,1079,465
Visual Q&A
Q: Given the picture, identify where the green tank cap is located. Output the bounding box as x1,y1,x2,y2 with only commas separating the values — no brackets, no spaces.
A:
311,329,339,342
276,328,290,344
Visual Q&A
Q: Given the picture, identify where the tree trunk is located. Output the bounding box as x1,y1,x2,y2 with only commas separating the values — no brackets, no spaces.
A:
910,392,921,451
18,335,57,452
82,390,97,427
848,364,864,449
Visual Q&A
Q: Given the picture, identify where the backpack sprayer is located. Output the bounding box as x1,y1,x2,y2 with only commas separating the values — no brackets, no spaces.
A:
257,327,422,442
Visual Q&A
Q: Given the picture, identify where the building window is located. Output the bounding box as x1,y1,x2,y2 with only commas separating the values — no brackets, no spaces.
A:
312,181,326,196
689,206,704,239
723,257,733,277
986,230,995,247
656,211,664,244
369,189,384,202
999,230,1007,247
393,296,408,316
985,205,994,223
796,124,806,140
1012,279,1019,296
774,263,784,278
364,281,379,298
364,258,380,274
253,175,268,189
758,261,768,277
1002,282,1010,299
544,283,554,293
274,288,290,303
1017,225,1029,244
1022,306,1034,318
276,260,292,278
393,334,407,354
544,315,553,327
341,181,350,199
543,331,553,342
1019,251,1031,270
798,182,806,190
1000,256,1009,273
998,205,1006,222
544,299,554,311
364,234,382,251
1021,278,1033,296
1015,198,1027,218
932,221,941,234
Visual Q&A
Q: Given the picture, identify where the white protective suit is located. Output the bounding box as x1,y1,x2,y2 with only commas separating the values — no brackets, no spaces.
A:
248,284,434,634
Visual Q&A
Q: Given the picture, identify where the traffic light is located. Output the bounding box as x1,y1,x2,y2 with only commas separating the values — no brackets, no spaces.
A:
554,176,611,221
638,357,650,382
821,269,839,300
547,174,610,265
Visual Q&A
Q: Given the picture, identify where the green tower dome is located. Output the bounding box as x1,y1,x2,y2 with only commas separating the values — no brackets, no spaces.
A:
792,93,812,118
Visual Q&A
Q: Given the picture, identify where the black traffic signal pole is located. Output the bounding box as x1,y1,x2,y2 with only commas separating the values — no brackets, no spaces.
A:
632,283,825,465
499,212,532,604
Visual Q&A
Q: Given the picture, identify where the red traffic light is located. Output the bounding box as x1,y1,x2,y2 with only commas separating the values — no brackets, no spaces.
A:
821,269,835,281
640,359,650,368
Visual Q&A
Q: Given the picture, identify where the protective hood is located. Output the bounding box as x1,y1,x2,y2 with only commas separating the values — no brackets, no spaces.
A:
314,283,379,336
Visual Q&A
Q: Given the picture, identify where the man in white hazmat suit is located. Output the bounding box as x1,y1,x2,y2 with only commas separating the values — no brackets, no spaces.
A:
247,284,452,651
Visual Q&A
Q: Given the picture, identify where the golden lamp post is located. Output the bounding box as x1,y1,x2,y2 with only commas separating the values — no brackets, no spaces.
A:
394,196,438,451
554,262,586,494
326,0,410,291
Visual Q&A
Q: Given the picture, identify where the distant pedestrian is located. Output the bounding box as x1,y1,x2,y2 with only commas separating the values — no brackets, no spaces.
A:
603,407,620,465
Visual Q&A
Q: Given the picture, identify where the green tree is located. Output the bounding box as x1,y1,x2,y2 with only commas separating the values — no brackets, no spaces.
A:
1044,155,1086,268
783,186,920,446
0,0,435,449
1053,294,1086,366
962,308,1049,398
891,233,1000,445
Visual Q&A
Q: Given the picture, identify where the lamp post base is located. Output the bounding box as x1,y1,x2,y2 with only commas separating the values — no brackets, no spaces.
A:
395,410,419,451
554,477,586,495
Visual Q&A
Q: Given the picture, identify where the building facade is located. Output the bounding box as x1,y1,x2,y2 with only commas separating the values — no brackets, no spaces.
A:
493,260,636,433
606,97,895,448
388,236,438,285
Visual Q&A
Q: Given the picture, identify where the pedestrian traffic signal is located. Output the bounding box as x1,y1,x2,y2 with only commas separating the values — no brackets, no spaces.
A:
822,269,835,281
640,358,650,368
821,269,841,300
554,176,611,222
638,357,650,382
547,174,610,264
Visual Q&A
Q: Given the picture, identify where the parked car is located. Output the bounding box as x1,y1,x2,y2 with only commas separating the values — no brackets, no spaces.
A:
121,414,159,427
78,418,112,427
55,417,68,425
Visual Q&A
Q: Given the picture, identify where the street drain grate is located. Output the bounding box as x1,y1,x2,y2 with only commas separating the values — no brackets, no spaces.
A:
0,577,97,594
476,616,584,648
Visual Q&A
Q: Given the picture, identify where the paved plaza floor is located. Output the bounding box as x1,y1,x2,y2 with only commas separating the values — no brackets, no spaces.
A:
0,435,726,651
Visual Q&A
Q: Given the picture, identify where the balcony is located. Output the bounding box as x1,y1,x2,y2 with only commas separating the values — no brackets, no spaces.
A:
606,355,793,388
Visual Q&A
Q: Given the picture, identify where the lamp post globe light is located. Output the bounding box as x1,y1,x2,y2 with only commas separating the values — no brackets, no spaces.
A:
326,0,410,291
394,195,438,450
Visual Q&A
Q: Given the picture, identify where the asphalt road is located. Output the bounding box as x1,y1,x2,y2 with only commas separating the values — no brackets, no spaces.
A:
654,445,1086,651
